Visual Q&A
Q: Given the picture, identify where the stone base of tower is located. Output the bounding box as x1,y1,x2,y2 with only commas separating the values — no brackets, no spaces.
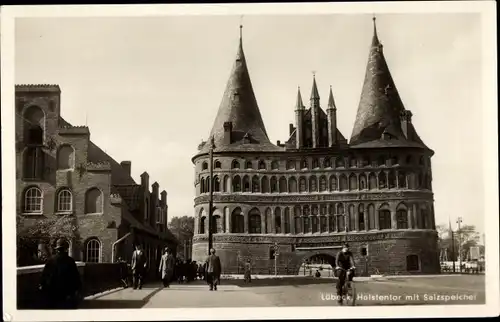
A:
192,231,440,276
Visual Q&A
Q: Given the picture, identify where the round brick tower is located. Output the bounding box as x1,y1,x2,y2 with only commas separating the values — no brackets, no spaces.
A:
191,20,440,276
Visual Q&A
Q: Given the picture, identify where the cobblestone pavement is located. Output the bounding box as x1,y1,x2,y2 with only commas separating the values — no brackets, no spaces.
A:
81,275,485,308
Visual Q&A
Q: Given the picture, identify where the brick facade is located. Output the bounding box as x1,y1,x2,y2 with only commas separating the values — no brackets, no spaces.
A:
15,85,177,269
191,22,440,275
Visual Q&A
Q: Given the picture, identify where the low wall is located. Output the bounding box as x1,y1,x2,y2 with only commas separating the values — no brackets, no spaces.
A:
17,262,127,309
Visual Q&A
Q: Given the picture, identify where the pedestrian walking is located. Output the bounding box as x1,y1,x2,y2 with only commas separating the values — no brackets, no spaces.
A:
131,244,147,290
205,248,222,291
244,259,252,284
158,247,175,288
38,238,82,309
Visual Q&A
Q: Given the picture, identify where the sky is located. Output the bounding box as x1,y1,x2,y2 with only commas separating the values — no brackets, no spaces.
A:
14,13,485,234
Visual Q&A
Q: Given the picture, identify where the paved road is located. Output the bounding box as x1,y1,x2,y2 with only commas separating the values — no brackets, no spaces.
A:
81,275,485,308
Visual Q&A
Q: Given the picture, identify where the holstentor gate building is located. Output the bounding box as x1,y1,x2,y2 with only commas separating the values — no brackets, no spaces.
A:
191,19,440,275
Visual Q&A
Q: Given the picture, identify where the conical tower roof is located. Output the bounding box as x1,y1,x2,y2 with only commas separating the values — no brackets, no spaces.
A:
198,26,281,154
350,18,417,147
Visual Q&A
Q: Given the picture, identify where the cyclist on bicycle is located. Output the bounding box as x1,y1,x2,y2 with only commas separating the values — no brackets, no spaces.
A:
335,242,356,304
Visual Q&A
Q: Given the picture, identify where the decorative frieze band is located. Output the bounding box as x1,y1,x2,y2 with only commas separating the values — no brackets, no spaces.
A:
194,191,433,206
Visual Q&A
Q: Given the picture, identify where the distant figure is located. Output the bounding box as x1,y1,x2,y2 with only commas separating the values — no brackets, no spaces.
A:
131,244,147,290
158,247,175,288
39,238,82,309
244,259,252,283
315,269,321,278
205,248,222,291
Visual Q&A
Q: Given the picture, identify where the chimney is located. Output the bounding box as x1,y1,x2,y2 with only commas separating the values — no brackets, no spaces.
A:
140,172,149,191
401,110,413,139
223,121,233,145
289,123,294,135
120,161,131,176
160,190,167,206
152,182,159,198
277,140,281,146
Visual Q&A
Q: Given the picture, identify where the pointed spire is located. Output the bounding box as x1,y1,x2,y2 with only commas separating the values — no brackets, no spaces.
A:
350,17,407,146
202,25,279,153
310,73,320,100
295,86,304,110
327,85,336,110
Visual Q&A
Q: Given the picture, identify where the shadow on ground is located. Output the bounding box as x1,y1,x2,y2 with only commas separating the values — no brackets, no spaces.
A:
79,286,163,309
221,277,335,287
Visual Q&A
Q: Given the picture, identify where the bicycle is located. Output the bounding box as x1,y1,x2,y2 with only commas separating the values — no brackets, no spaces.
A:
336,267,356,306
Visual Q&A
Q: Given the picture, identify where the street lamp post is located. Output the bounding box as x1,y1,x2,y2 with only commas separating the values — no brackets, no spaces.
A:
274,243,280,276
456,217,463,273
208,136,215,255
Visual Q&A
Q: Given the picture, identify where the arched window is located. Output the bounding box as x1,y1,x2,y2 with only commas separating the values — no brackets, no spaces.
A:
245,161,253,169
348,204,356,231
279,177,287,193
265,208,273,234
212,215,221,234
233,175,241,192
329,205,336,231
378,205,392,230
323,157,331,168
261,176,269,193
258,160,266,170
335,157,345,168
288,177,298,193
286,160,295,170
301,159,308,169
271,161,279,170
275,207,282,234
311,214,318,234
312,158,319,169
243,176,250,192
294,206,302,233
359,174,367,190
223,175,230,192
406,255,419,271
231,160,240,169
200,178,205,194
214,176,221,192
330,175,338,191
214,160,221,169
284,208,290,233
85,238,101,263
24,186,43,214
397,208,408,229
388,171,396,189
368,203,376,230
270,177,278,193
398,171,407,189
23,147,45,180
231,208,244,233
200,212,206,234
368,172,377,190
205,177,211,193
85,188,103,214
57,188,73,213
57,145,75,170
303,214,310,233
320,215,327,232
252,175,260,193
202,162,208,170
358,204,365,231
23,105,45,145
349,174,358,190
309,176,317,192
378,172,387,189
421,207,430,229
249,209,261,234
299,177,307,192
319,176,327,192
339,174,348,191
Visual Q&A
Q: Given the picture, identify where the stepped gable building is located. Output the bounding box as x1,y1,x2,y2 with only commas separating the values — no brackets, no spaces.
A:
191,20,439,275
15,84,177,268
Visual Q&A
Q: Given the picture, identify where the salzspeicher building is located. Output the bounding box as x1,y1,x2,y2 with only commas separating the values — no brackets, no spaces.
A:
191,19,439,275
15,84,177,268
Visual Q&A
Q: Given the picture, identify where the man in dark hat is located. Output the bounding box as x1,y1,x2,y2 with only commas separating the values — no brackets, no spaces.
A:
335,242,356,305
39,238,82,309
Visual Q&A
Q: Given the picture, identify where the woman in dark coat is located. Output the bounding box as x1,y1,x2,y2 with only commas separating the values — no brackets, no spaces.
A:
158,247,175,287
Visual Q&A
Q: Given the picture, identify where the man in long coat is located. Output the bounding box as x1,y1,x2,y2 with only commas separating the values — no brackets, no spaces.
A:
205,248,222,291
39,238,82,309
158,247,175,288
131,244,147,289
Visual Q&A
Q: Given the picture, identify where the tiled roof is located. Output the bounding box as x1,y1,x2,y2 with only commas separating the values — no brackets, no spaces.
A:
197,33,281,155
349,19,427,149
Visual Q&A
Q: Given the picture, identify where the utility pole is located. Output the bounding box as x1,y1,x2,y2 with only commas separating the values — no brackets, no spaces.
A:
274,243,280,276
208,136,215,255
457,217,463,273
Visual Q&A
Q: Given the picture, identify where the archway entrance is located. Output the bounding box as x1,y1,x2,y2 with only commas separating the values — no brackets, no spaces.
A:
299,253,336,277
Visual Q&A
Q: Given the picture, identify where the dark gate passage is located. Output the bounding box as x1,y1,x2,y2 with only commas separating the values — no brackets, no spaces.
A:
299,253,336,277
